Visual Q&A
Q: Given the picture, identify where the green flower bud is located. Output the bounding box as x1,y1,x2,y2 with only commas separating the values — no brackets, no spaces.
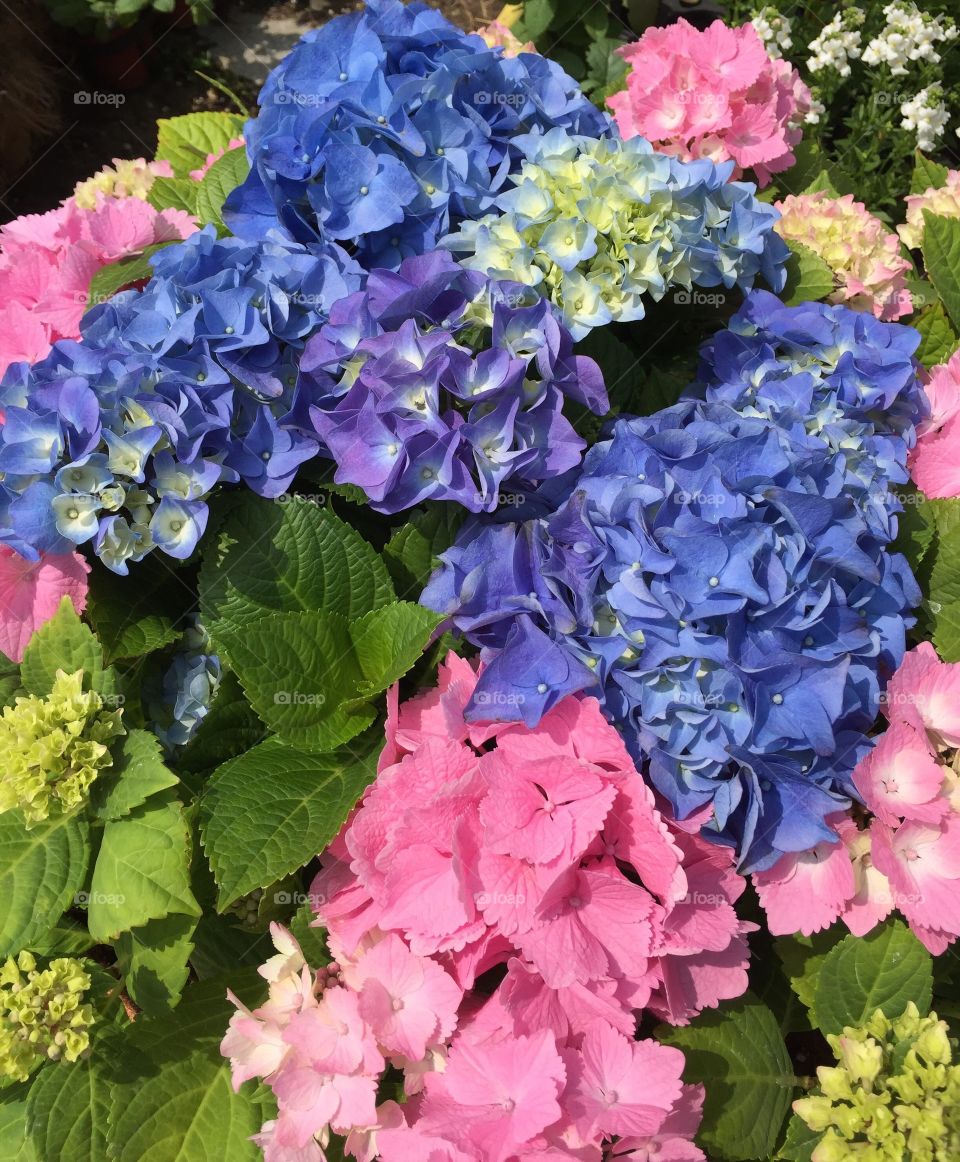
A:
0,669,124,826
0,953,95,1081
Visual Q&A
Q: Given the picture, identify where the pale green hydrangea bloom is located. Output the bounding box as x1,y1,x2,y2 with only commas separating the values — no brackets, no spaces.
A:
795,1002,960,1161
0,669,124,826
0,952,95,1082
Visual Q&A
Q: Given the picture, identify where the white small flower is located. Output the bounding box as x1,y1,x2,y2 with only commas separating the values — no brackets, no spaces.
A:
751,7,792,58
863,2,957,77
901,84,950,153
808,9,865,76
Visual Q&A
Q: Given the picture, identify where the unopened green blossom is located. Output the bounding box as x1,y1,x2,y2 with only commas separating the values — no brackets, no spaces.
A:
0,952,95,1082
795,1002,960,1161
0,669,124,826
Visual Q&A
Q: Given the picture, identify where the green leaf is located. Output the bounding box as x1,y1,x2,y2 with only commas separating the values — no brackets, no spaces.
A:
934,600,960,662
774,930,844,1016
147,176,199,216
913,300,958,368
114,913,197,1016
106,976,269,1162
384,507,463,596
200,733,378,908
657,997,795,1161
514,0,556,41
777,1113,820,1162
922,211,960,331
351,602,445,696
893,490,937,576
0,1084,36,1161
90,729,180,821
213,610,375,751
0,812,90,956
926,498,960,659
195,148,250,230
802,169,839,197
88,797,200,942
200,495,395,626
20,599,108,697
155,112,246,179
0,656,20,703
25,1057,110,1162
85,553,183,663
782,241,836,307
289,898,332,967
87,243,171,309
812,920,933,1034
911,151,949,196
25,916,93,958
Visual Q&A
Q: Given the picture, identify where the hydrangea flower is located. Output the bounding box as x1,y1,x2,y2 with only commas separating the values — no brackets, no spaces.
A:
775,192,912,321
755,643,960,953
609,18,810,187
0,668,124,826
223,0,608,268
908,349,960,497
189,138,245,183
299,251,606,513
475,18,534,57
223,658,737,1159
0,228,362,572
444,128,788,340
899,169,960,250
0,194,196,377
0,952,94,1082
0,548,89,662
148,617,221,750
72,156,174,209
794,1002,960,1161
423,293,925,870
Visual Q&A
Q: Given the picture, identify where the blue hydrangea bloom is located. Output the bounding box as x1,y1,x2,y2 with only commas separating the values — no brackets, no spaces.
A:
223,0,609,268
422,294,926,871
0,229,362,572
444,129,790,339
298,250,608,513
148,618,221,751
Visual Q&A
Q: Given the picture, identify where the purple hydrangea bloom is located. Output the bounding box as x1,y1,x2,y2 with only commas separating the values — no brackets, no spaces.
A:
422,294,926,871
296,251,608,514
223,0,610,268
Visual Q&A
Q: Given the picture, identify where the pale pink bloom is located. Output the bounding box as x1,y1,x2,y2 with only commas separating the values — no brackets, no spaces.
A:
598,778,686,906
610,1084,707,1161
497,957,636,1042
420,1029,565,1162
0,547,89,662
843,823,895,937
871,815,960,952
566,1023,685,1140
282,987,382,1076
344,1099,405,1162
0,302,51,369
377,1126,477,1162
852,721,945,827
251,1120,327,1162
475,20,534,57
354,934,462,1061
189,137,245,182
900,170,960,250
272,1061,379,1144
883,642,960,748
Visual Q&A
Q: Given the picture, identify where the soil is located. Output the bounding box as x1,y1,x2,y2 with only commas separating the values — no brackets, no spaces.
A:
4,0,502,220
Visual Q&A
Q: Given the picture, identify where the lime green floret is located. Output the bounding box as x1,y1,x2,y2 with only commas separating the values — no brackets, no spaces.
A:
794,1002,960,1161
0,952,95,1082
0,668,124,826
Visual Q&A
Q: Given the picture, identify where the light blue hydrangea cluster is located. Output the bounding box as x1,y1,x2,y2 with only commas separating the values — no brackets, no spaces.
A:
149,618,221,751
443,129,789,339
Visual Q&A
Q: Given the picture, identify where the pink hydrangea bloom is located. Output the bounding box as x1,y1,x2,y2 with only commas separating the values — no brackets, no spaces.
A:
0,547,90,662
899,170,960,250
910,351,960,499
774,192,912,321
475,20,534,57
608,18,810,186
223,659,719,1160
754,645,960,953
73,157,174,210
189,137,246,182
0,182,196,377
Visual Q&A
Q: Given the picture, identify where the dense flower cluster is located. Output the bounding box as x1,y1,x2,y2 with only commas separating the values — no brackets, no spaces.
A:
609,18,810,187
900,84,950,153
476,18,533,57
861,2,958,76
148,617,221,750
909,349,960,498
0,548,88,663
750,7,793,59
445,128,788,340
774,192,912,321
72,156,174,209
807,9,864,77
423,293,925,870
0,228,362,571
223,0,607,268
0,953,94,1082
0,668,124,826
299,250,606,513
899,169,960,250
223,655,754,1159
755,643,960,954
794,1003,960,1161
0,193,195,376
